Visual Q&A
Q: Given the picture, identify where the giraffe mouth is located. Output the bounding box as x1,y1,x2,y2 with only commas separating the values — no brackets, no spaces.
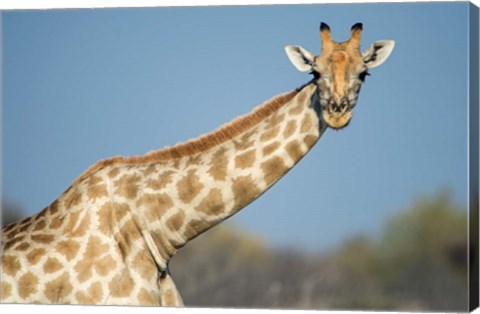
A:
322,110,353,130
322,101,353,130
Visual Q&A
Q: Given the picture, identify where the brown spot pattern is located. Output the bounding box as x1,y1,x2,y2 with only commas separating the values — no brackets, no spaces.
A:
177,170,204,204
233,130,256,150
235,149,256,169
85,175,108,202
97,202,130,236
166,211,185,232
108,167,121,179
285,140,303,162
231,175,261,210
283,120,297,139
115,219,142,258
3,223,17,234
162,289,176,306
260,126,280,142
74,236,115,283
87,184,108,202
15,242,30,251
4,236,24,251
87,175,103,186
33,219,46,232
208,148,228,181
138,288,159,305
304,135,318,149
30,234,54,244
188,153,203,165
109,272,135,298
137,193,174,221
195,188,224,216
93,255,117,278
56,239,80,261
261,156,289,186
43,257,63,274
75,282,103,304
46,200,60,216
262,142,281,156
44,272,72,302
49,217,63,230
18,222,31,234
267,113,286,129
1,281,12,299
2,255,21,276
67,212,90,237
27,248,46,265
300,114,313,133
146,170,175,191
115,174,141,200
35,208,47,220
144,164,160,176
18,272,39,299
183,219,211,240
289,99,304,115
64,189,83,208
132,252,156,280
97,203,114,236
64,211,80,232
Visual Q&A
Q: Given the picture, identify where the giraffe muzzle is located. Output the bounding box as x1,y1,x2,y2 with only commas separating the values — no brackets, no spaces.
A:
323,98,353,130
329,98,349,114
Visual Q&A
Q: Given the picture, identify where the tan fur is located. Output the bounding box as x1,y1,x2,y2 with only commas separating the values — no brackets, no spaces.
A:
196,188,224,215
72,91,298,186
75,282,104,304
261,156,289,186
109,272,135,298
332,51,348,95
262,141,281,156
18,272,39,299
2,281,12,299
44,272,72,302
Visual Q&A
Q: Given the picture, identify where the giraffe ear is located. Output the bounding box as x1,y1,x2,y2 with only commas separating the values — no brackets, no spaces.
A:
362,40,395,69
285,45,316,72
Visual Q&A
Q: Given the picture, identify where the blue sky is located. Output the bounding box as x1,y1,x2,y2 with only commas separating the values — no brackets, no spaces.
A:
2,2,471,251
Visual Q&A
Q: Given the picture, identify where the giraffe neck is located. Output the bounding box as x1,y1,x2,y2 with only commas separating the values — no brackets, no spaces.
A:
127,83,325,258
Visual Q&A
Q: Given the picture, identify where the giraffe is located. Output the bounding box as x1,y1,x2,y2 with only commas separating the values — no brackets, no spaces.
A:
0,23,394,306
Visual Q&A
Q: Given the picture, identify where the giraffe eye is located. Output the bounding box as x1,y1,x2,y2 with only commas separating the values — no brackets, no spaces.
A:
359,70,370,82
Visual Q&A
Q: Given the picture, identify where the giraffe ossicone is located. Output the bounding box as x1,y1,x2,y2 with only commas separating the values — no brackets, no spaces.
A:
1,23,394,306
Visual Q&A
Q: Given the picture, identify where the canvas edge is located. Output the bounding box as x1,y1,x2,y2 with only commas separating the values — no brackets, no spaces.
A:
469,1,480,312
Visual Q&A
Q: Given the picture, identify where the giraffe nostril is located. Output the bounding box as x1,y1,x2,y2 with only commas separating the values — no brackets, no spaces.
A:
328,98,349,114
332,102,345,113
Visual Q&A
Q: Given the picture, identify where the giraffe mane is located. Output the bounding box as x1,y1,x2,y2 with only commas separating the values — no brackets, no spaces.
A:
72,89,299,185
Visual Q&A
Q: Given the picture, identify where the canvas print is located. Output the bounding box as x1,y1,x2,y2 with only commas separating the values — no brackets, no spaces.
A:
1,1,479,312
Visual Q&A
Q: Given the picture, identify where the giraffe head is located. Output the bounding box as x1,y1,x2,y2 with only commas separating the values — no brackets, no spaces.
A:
285,22,395,129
